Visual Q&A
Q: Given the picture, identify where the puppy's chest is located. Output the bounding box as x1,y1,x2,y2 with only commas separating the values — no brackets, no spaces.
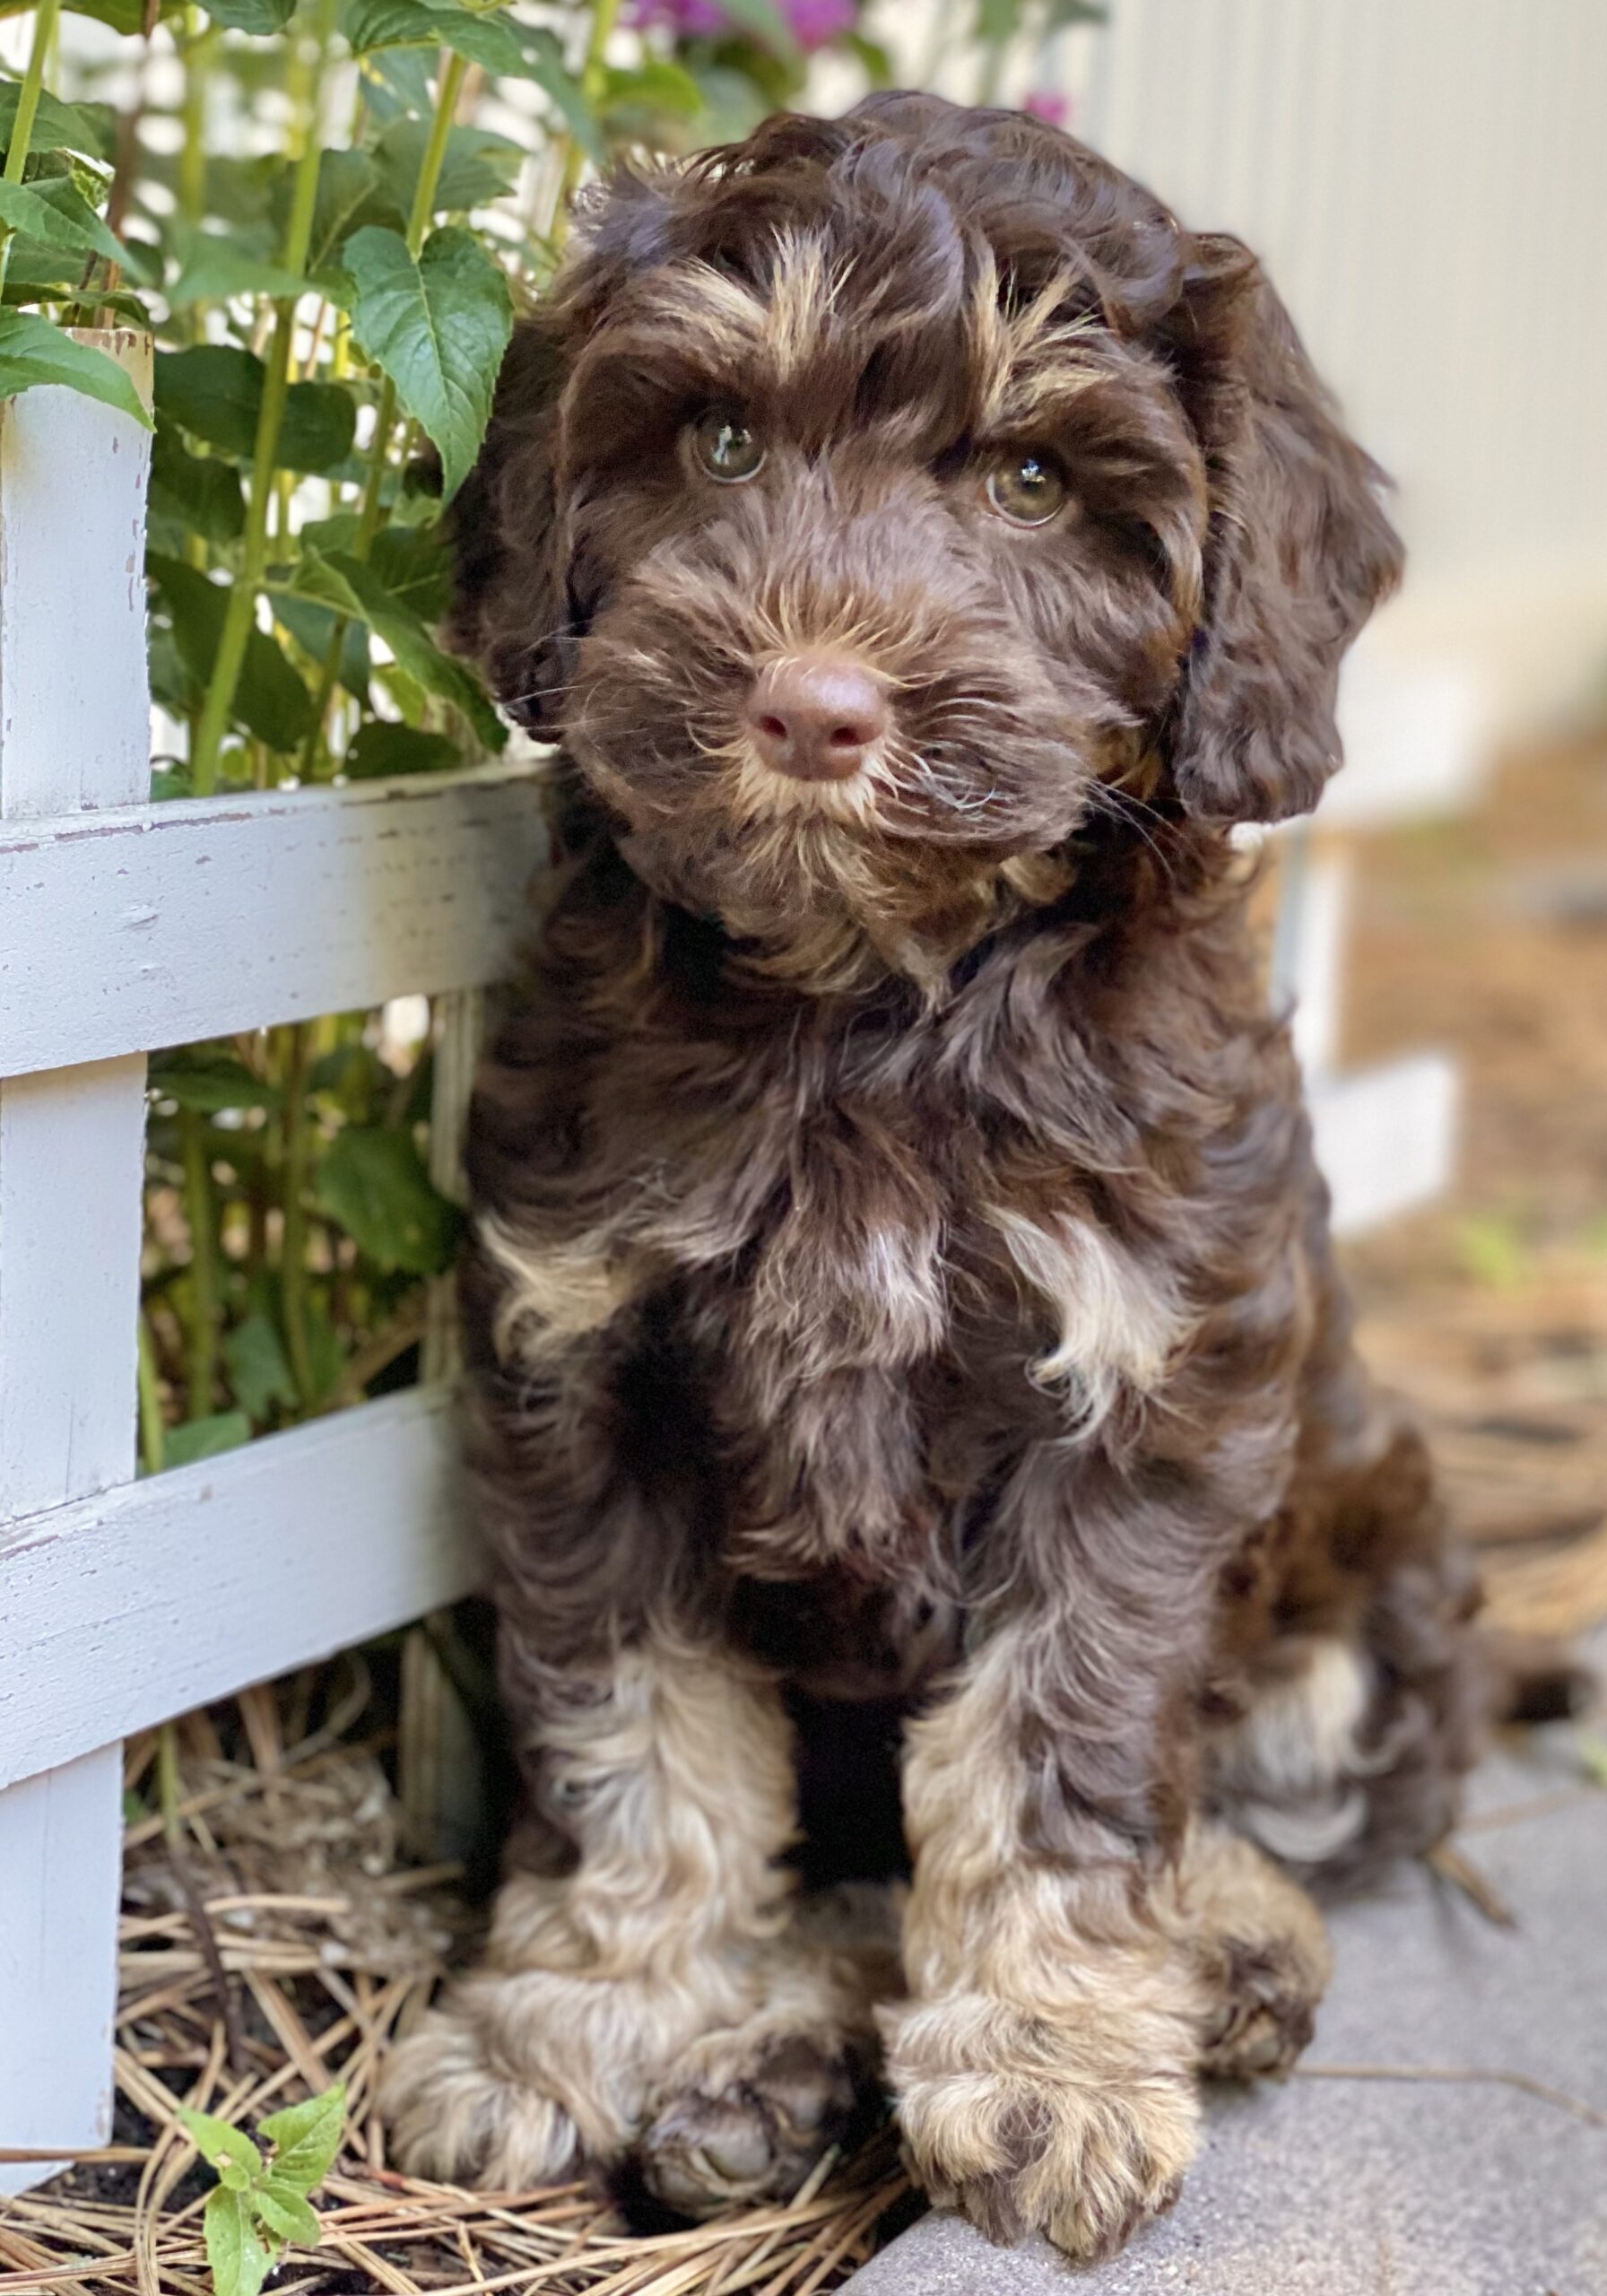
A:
487,1057,1186,1416
733,1092,1186,1413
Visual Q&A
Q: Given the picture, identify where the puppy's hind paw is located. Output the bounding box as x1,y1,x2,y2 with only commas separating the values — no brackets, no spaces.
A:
380,2004,581,2190
635,2036,867,2218
1196,1933,1326,2082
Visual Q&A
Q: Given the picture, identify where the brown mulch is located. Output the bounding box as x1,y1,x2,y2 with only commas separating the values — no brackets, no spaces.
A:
1341,729,1607,1639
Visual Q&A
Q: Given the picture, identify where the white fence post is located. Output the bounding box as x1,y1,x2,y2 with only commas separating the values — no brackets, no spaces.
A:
0,332,153,2187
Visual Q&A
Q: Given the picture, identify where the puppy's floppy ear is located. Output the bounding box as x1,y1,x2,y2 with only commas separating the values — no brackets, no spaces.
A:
1164,236,1403,824
448,315,577,735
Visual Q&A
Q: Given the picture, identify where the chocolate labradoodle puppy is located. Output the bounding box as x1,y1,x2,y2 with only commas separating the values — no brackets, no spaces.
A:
381,93,1488,2261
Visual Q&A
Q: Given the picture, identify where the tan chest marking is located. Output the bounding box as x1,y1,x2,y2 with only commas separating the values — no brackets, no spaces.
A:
984,1203,1190,1429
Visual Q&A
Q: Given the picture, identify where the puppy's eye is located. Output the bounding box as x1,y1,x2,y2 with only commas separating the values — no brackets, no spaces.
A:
691,407,765,483
985,450,1068,526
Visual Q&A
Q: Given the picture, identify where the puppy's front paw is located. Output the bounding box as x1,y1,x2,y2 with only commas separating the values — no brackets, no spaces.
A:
380,1993,582,2189
887,1996,1198,2262
637,2035,868,2216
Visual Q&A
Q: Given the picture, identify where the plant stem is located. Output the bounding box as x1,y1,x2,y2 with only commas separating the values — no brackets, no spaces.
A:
279,1022,315,1402
187,0,340,796
157,1721,182,1846
180,1109,220,1416
295,47,470,779
137,1311,166,1474
551,0,619,244
0,0,65,302
178,8,214,233
408,48,467,256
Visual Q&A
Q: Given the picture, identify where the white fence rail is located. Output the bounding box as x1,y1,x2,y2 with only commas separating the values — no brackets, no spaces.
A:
0,344,534,2186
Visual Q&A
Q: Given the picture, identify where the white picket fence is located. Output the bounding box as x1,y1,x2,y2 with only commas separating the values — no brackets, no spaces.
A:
0,343,543,2184
0,331,1453,2180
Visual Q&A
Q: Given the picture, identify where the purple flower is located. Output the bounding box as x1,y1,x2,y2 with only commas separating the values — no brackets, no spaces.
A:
630,0,856,48
784,0,856,44
630,0,729,32
1022,88,1071,127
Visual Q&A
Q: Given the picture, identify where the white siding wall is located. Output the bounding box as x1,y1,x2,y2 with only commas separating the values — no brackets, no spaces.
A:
1084,0,1607,733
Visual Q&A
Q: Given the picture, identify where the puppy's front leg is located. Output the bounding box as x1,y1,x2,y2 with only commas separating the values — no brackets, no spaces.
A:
883,1465,1212,2261
382,1625,804,2189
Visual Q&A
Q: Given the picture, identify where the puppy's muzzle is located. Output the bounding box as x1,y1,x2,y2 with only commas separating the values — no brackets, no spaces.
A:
746,653,889,783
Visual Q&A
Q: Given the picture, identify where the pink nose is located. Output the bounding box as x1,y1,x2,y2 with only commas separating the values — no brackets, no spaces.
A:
745,654,890,782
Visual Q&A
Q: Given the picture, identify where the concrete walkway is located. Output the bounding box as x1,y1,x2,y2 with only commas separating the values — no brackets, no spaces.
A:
845,1719,1607,2295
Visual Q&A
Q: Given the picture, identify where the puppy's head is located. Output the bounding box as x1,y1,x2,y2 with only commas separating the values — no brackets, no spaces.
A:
457,94,1401,984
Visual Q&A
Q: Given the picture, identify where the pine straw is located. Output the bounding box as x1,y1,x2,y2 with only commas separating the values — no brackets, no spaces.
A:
1353,1257,1607,1639
0,1725,909,2296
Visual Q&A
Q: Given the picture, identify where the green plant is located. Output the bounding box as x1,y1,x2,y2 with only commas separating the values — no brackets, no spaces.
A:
1,0,1067,1456
177,2084,347,2296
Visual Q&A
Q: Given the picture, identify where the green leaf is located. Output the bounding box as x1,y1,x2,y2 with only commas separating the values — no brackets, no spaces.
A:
197,0,296,30
307,147,404,274
0,175,122,265
255,2185,323,2247
223,1312,298,1421
167,1410,253,1466
374,658,427,725
177,2109,265,2184
202,2185,272,2296
371,117,522,221
154,346,356,473
713,0,802,63
149,1049,278,1113
153,345,258,457
841,31,894,85
149,553,316,752
149,627,198,719
316,1126,461,1274
1,246,79,294
301,1294,348,1404
48,0,185,31
150,421,246,544
343,0,598,151
308,1039,383,1118
343,224,510,502
259,2083,348,2194
323,549,502,747
442,19,603,158
0,81,111,162
272,587,371,708
362,42,436,123
343,719,458,778
167,243,308,308
370,517,450,617
344,0,449,52
598,57,706,124
0,313,150,428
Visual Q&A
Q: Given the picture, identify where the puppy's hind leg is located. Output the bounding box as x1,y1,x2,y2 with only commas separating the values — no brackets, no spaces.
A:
1165,1820,1332,2083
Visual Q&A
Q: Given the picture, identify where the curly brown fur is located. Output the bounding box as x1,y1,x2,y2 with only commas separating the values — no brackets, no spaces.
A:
380,94,1486,2259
